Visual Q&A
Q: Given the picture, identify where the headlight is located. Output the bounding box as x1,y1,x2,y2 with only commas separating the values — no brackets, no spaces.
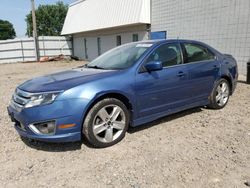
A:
25,92,61,108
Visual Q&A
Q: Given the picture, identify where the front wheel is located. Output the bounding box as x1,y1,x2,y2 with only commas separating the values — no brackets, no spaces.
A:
82,98,130,148
208,78,230,109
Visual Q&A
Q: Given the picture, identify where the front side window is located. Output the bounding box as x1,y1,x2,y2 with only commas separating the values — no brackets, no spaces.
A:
183,43,215,63
145,43,182,67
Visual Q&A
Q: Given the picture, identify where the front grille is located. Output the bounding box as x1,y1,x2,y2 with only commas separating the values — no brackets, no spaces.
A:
12,88,32,108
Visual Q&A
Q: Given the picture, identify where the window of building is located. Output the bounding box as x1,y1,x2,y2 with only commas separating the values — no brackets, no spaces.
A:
84,38,88,59
183,43,215,63
150,31,167,40
132,34,139,42
116,35,121,46
146,43,182,67
97,37,101,56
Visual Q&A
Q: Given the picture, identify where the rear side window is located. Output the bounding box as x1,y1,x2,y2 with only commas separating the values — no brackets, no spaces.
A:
183,43,215,63
146,43,182,67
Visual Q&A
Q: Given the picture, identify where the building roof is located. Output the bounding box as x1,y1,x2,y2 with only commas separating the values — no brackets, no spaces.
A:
61,0,150,35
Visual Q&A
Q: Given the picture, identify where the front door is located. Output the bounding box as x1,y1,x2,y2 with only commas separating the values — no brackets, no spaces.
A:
135,42,190,118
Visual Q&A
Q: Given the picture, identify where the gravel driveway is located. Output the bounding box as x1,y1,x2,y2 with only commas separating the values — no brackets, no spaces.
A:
0,62,249,188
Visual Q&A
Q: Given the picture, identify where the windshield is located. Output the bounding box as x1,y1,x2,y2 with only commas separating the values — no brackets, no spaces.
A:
86,43,153,70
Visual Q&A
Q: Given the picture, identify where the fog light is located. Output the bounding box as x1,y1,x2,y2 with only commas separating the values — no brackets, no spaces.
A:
29,121,56,135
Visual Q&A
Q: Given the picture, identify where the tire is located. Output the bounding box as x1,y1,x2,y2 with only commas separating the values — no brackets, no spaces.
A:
208,78,230,109
82,98,130,148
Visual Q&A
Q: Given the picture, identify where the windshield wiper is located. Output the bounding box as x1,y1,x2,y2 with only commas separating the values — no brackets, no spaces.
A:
86,65,105,69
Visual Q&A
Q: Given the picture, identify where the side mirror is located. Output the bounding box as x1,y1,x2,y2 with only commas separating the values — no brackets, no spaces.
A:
144,61,163,72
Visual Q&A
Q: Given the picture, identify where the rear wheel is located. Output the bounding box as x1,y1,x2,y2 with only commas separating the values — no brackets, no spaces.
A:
83,98,129,148
208,78,230,109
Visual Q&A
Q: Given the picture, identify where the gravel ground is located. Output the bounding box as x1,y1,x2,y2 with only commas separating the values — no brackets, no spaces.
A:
0,61,249,188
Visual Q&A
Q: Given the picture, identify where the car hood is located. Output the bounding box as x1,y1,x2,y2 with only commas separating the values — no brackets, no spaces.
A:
18,68,117,93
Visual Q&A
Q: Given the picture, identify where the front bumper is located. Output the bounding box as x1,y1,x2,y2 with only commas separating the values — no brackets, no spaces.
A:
13,125,81,142
7,98,89,143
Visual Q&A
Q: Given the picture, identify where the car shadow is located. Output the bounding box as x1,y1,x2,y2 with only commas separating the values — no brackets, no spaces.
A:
128,107,203,134
237,80,248,85
21,107,204,151
21,137,84,152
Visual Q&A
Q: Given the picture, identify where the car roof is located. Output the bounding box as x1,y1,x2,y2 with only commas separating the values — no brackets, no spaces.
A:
135,39,221,55
139,39,204,45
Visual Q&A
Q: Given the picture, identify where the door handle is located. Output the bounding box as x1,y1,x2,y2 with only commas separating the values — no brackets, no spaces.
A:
177,71,185,77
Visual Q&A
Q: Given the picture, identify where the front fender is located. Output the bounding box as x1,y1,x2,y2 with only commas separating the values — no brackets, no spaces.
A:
56,72,137,124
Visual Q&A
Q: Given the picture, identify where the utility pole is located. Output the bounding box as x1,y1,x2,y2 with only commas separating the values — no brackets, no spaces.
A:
31,0,39,61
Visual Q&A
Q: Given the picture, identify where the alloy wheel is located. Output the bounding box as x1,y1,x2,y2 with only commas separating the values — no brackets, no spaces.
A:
92,105,126,143
215,81,229,107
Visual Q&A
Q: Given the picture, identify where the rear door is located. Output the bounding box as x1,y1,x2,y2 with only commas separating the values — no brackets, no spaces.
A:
181,42,220,102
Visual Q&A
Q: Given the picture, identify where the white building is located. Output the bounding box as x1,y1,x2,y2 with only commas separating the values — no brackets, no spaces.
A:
62,0,150,60
151,0,250,75
62,0,250,74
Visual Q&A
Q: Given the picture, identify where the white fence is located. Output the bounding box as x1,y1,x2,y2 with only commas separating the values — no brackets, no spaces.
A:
0,36,73,63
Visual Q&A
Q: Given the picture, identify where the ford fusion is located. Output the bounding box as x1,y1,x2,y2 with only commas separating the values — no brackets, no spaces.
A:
7,40,238,147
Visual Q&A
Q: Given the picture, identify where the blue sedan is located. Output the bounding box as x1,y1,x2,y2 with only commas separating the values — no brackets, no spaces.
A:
7,40,238,147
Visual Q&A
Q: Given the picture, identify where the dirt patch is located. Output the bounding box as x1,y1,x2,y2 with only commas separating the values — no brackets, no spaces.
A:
0,62,249,188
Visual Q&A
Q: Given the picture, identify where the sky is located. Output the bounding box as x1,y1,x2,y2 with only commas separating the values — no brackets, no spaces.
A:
0,0,76,37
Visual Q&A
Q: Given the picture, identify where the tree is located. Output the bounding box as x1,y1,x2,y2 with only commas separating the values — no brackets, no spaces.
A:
0,20,16,40
26,1,68,37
